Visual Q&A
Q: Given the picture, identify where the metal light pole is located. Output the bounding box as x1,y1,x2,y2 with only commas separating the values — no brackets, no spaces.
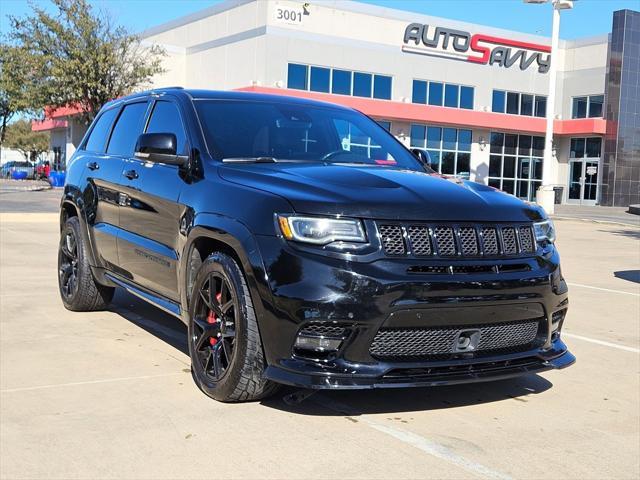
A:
525,0,574,215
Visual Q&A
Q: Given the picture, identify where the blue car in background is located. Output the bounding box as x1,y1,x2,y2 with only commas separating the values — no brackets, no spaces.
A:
1,161,35,179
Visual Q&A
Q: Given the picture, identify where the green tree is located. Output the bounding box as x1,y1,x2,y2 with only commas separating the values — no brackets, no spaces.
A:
4,120,50,162
6,0,165,125
0,44,44,145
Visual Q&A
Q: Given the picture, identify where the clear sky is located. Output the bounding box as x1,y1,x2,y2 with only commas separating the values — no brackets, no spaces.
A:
1,0,638,40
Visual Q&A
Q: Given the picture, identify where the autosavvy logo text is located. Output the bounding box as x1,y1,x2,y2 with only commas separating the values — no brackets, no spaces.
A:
403,23,551,74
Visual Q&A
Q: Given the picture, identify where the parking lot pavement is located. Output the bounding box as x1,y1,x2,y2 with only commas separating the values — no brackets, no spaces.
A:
1,213,638,480
0,188,62,213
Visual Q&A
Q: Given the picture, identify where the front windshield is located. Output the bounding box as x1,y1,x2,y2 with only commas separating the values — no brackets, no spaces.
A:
195,99,424,171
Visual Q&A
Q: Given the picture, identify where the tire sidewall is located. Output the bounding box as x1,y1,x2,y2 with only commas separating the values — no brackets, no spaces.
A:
188,253,249,401
58,217,83,309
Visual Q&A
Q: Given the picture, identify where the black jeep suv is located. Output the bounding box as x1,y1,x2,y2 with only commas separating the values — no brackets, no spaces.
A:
58,88,574,402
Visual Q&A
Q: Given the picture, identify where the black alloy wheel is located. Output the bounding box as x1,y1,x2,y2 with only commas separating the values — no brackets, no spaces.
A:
59,229,79,299
191,271,238,381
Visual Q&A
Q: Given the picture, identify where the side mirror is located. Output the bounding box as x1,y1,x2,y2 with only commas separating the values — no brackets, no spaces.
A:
134,133,188,166
410,148,432,167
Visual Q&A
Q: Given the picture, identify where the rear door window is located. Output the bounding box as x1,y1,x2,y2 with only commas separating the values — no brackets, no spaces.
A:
106,102,148,157
84,108,119,153
145,101,188,155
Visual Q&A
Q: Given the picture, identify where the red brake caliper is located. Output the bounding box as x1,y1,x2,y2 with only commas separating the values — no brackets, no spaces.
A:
207,292,223,346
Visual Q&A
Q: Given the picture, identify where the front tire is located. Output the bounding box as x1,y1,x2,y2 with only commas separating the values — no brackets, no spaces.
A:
58,216,114,311
188,252,278,402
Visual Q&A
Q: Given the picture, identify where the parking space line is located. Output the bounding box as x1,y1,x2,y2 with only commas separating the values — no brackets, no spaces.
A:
567,282,640,297
0,372,187,394
563,332,640,353
314,395,512,480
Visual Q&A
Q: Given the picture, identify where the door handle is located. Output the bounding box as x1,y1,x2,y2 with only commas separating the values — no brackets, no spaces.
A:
124,170,138,180
87,162,99,171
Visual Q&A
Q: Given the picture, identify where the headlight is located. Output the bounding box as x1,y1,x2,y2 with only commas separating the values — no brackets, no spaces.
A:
277,215,366,245
533,219,556,244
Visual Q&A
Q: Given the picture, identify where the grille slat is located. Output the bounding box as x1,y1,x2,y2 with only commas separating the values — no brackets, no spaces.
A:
501,227,518,255
518,226,535,253
369,320,541,360
481,227,500,255
434,226,457,256
407,226,432,256
458,227,479,256
378,225,405,255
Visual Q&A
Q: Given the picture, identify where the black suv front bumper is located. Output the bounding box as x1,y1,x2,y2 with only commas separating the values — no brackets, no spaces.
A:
253,235,574,390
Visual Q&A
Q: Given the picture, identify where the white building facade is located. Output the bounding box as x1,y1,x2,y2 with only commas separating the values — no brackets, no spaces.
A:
39,0,640,206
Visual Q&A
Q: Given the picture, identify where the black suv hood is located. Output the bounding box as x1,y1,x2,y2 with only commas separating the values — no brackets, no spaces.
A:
219,163,544,222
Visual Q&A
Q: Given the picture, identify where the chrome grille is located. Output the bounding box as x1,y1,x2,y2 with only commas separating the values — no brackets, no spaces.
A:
481,227,500,255
407,226,432,255
519,226,535,253
369,320,541,360
378,225,405,255
501,227,518,255
434,226,457,256
376,223,537,258
458,227,479,255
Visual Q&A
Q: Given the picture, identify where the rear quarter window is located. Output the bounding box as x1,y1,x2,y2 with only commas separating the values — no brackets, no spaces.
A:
84,108,119,153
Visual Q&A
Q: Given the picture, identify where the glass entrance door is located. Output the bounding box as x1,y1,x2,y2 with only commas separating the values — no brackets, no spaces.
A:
568,159,599,205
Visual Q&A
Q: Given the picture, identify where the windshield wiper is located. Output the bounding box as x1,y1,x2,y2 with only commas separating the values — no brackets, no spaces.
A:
222,156,278,163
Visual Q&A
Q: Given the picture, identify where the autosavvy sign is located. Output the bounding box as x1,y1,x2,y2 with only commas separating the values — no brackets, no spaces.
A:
403,23,551,74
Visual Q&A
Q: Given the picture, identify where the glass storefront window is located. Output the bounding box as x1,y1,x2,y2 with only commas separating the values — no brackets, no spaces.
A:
460,86,474,110
487,132,545,201
572,95,604,119
492,90,547,118
444,84,459,108
428,82,444,106
506,92,520,114
411,124,472,178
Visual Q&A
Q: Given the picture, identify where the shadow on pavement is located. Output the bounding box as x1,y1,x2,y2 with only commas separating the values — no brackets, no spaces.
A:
107,288,554,415
263,374,553,416
614,270,640,284
600,229,640,240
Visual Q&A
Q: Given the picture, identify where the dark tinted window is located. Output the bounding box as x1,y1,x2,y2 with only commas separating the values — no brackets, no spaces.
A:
353,72,372,97
572,96,588,118
585,137,602,157
195,100,423,171
410,124,426,147
331,69,351,95
106,102,148,156
145,101,187,155
444,84,459,108
426,127,441,149
570,138,585,157
442,127,457,150
412,80,427,104
534,96,547,117
428,82,443,106
377,120,391,131
84,108,118,153
310,66,330,93
460,86,474,109
287,64,308,90
589,95,604,117
373,75,392,100
506,92,519,114
492,90,506,113
458,129,472,151
520,94,533,116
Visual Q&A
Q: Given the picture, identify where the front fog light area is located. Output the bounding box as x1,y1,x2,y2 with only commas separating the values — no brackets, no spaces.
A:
551,309,567,338
293,323,348,358
294,335,343,352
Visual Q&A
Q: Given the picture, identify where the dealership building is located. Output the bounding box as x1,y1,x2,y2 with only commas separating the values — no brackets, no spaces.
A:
35,0,639,207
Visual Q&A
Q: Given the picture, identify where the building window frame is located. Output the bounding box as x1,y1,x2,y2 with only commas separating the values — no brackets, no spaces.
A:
287,63,392,100
411,79,474,110
487,132,545,201
571,94,604,119
410,124,472,178
492,89,547,118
